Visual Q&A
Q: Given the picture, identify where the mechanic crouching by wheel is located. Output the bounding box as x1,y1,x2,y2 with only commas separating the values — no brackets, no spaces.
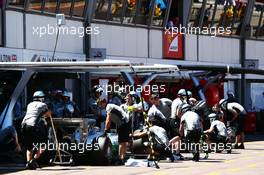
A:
21,91,51,169
203,113,229,153
131,119,175,162
218,99,247,149
179,103,202,162
138,106,184,162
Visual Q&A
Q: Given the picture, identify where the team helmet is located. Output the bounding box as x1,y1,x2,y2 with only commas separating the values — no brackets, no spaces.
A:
181,103,192,113
33,91,45,98
187,91,193,97
219,99,227,110
62,91,71,98
178,89,187,96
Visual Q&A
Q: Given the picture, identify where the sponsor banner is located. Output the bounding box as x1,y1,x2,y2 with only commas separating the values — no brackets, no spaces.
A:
0,48,23,62
0,47,86,62
163,32,183,59
23,50,86,62
244,59,259,69
90,48,106,59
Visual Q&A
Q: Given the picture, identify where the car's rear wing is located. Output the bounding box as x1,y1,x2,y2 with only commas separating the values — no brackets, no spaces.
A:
0,61,179,73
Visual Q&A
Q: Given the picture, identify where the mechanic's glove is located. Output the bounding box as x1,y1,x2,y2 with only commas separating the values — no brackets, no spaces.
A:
201,134,208,141
127,106,135,112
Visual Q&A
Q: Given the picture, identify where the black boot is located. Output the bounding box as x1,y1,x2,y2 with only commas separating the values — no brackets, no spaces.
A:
30,159,40,169
238,144,245,149
25,161,35,170
115,158,125,165
192,152,200,162
26,159,39,170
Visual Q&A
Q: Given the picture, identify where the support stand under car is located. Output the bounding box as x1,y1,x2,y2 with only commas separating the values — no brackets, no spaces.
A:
49,115,74,165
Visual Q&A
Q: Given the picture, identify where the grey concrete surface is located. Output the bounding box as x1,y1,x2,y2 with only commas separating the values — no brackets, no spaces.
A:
1,138,264,175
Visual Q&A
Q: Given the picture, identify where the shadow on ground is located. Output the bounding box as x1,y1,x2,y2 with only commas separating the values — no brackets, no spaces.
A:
245,134,264,142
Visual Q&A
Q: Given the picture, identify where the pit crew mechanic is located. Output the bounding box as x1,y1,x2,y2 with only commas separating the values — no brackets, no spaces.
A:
104,92,140,165
179,103,203,162
218,99,247,149
21,91,52,169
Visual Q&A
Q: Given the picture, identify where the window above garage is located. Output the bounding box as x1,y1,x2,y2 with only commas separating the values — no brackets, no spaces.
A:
6,0,171,29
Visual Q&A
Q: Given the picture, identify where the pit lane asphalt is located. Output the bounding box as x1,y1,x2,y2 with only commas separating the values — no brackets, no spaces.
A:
1,135,264,175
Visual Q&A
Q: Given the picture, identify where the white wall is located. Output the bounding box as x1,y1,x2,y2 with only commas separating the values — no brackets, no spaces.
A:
185,35,240,64
5,11,84,53
91,23,153,59
198,35,240,64
149,29,163,59
246,40,264,66
5,11,24,48
25,14,83,53
185,34,198,61
245,40,264,80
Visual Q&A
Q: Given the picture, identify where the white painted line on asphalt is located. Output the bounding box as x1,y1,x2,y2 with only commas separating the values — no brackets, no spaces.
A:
224,160,235,163
227,168,241,172
240,156,252,160
247,163,257,168
206,172,220,175
153,171,168,175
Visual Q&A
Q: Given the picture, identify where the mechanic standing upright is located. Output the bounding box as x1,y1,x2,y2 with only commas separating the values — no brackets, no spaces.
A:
21,91,51,169
170,89,186,137
168,89,187,160
148,93,172,129
104,92,138,165
149,93,172,119
87,85,104,115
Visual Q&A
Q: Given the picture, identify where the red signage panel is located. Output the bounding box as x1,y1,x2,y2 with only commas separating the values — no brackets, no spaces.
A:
163,32,183,59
